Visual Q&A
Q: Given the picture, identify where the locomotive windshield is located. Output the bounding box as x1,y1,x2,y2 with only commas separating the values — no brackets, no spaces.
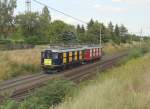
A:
43,50,52,59
42,50,58,60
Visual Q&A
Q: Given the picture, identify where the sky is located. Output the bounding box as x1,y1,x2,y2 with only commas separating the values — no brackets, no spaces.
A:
16,0,150,36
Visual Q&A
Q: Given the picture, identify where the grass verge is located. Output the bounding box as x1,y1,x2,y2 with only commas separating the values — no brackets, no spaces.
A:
50,50,150,109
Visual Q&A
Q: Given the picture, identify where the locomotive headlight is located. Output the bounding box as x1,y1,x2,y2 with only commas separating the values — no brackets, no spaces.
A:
44,59,52,66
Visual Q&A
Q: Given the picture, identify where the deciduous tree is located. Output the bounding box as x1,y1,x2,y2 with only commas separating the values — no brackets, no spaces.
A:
49,20,76,44
0,0,16,38
39,6,51,40
15,12,40,37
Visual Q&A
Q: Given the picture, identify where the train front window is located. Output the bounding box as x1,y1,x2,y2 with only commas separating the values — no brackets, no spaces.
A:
52,53,58,59
44,50,52,59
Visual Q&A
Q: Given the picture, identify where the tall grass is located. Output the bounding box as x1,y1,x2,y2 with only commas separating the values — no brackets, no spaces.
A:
103,42,129,54
0,49,41,81
52,53,150,109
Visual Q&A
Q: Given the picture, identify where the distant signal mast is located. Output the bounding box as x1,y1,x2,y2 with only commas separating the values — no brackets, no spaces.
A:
25,0,31,13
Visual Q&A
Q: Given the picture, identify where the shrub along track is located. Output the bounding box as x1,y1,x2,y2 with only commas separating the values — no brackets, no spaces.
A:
0,52,128,102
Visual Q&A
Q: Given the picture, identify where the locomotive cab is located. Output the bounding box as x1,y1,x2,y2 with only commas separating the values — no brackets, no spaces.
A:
41,50,52,66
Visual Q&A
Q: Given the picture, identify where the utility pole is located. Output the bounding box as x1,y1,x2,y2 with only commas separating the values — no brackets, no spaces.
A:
100,25,102,46
25,0,31,35
25,0,31,13
140,28,143,48
130,32,133,48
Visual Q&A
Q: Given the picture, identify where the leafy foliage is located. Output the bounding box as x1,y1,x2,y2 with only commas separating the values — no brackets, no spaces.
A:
0,100,18,109
49,20,76,44
15,12,41,38
0,0,16,38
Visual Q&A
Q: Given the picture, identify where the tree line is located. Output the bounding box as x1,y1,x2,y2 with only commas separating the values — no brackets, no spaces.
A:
0,0,144,45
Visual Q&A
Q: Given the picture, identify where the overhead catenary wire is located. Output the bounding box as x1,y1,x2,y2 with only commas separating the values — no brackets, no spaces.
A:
32,0,87,24
32,0,102,46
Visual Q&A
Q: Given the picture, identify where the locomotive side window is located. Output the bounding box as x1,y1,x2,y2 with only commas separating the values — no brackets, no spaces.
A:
52,53,58,59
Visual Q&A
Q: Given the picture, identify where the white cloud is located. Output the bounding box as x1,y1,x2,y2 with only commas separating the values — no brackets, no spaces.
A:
93,4,127,13
112,0,150,6
112,0,126,2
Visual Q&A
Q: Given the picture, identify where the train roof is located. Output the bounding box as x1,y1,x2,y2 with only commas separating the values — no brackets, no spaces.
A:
44,45,102,53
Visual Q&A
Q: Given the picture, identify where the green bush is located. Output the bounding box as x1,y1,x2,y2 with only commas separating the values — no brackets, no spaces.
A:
20,79,75,109
9,32,25,41
24,36,50,45
24,36,40,44
118,47,149,65
128,48,147,59
0,100,18,109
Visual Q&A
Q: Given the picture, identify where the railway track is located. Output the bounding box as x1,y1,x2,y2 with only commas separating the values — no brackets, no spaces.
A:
67,53,126,82
0,52,128,102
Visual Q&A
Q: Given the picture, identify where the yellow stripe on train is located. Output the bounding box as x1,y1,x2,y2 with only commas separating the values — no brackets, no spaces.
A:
63,58,67,64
